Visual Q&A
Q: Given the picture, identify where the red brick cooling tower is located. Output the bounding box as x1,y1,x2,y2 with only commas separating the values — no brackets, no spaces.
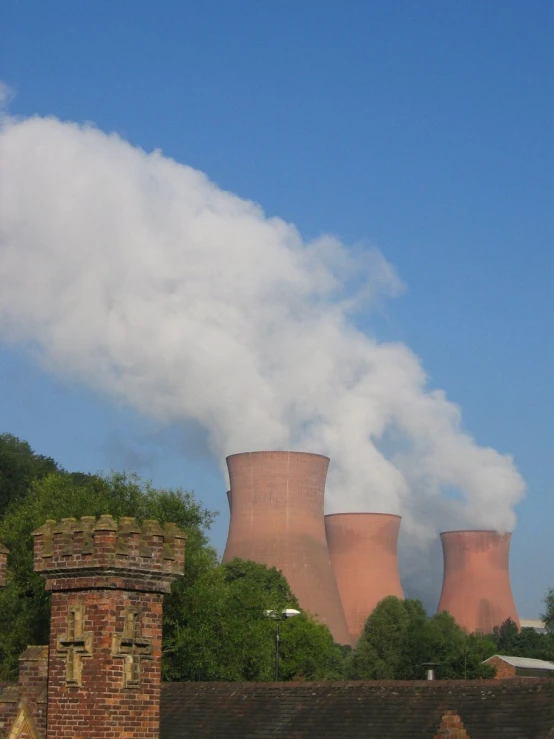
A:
325,513,404,644
222,451,350,645
437,530,520,633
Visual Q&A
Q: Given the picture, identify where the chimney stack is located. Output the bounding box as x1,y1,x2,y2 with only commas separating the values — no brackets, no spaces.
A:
32,515,185,739
437,530,519,633
325,513,404,644
223,451,350,644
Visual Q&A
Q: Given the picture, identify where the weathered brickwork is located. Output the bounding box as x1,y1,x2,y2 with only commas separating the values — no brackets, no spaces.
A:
0,684,19,738
16,647,48,737
0,542,8,588
32,515,185,739
485,656,516,679
434,710,469,738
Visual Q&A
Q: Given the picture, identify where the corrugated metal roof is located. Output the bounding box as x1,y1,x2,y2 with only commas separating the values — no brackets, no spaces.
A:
486,655,554,670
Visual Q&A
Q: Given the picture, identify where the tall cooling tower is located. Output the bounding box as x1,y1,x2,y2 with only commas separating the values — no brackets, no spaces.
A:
223,451,351,644
325,513,404,644
437,530,520,633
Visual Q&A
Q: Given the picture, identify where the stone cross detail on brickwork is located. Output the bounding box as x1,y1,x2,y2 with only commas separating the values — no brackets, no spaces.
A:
112,607,153,688
56,603,93,687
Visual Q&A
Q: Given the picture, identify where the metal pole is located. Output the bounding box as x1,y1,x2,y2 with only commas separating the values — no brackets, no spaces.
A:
275,621,280,681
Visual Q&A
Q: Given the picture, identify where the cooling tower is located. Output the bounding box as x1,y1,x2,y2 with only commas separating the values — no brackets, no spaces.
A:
223,451,351,644
437,530,520,633
325,513,404,644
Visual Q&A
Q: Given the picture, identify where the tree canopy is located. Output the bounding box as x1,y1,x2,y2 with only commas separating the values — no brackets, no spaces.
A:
0,438,344,682
0,434,552,682
491,616,554,662
346,596,496,680
542,588,554,635
0,433,59,518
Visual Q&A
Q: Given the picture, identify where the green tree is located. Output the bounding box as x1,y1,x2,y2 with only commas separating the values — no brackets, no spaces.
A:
486,606,554,663
542,588,554,634
348,597,497,680
0,469,216,679
0,458,346,683
420,613,495,679
492,618,520,653
163,557,346,681
0,433,59,517
512,627,554,662
347,596,427,679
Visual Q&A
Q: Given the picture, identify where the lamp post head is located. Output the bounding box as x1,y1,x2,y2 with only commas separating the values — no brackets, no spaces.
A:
282,609,301,620
264,608,301,621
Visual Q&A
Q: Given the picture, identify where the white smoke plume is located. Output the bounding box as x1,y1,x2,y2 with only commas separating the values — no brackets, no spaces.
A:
0,114,526,573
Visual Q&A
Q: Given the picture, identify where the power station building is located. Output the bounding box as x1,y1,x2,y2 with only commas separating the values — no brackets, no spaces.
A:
222,451,521,643
222,451,351,644
437,530,520,634
324,513,403,644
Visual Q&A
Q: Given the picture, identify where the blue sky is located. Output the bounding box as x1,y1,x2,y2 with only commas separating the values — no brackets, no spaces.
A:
1,1,552,617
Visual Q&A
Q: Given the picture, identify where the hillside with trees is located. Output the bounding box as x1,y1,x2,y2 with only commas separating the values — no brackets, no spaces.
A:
0,433,552,682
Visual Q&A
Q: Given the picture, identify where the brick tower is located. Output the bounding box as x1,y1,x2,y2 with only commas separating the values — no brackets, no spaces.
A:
0,541,7,587
32,515,185,739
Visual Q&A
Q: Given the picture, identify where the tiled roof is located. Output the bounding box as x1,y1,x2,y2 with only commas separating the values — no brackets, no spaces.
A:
485,655,554,670
160,679,554,739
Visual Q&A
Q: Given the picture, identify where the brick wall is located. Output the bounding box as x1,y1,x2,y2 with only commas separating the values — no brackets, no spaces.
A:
18,646,48,736
486,656,516,679
32,514,185,739
0,684,19,737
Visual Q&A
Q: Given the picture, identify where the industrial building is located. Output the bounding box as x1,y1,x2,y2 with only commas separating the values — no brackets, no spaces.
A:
437,530,520,633
223,451,522,642
222,451,350,644
324,512,403,644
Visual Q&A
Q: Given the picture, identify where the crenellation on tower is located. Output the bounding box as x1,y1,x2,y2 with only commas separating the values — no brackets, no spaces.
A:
32,515,186,592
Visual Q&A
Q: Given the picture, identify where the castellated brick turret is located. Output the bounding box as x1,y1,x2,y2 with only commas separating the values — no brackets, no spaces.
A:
32,515,185,739
0,541,8,587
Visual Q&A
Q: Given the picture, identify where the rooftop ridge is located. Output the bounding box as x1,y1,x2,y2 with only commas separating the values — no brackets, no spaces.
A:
161,677,553,689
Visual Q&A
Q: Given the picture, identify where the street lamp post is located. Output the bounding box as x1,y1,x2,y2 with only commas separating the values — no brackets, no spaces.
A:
264,608,301,681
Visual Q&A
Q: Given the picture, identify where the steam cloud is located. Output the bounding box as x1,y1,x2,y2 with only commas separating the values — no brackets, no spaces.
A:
0,113,525,577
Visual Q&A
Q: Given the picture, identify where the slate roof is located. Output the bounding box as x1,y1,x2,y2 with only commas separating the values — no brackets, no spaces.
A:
160,679,554,739
485,654,554,670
